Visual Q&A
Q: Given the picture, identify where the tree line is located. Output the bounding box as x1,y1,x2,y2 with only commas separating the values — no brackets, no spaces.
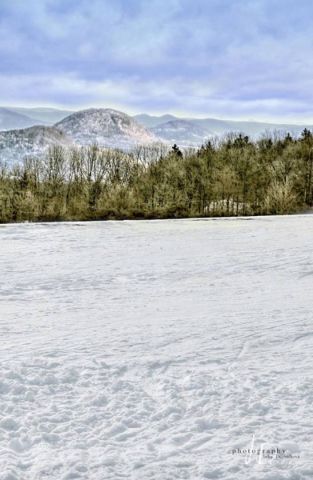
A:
0,129,313,222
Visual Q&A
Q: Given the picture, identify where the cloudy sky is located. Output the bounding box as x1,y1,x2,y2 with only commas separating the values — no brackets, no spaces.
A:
0,0,313,122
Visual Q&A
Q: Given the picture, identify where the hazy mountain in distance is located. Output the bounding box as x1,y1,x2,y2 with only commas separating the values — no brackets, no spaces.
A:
151,120,210,146
56,108,158,148
9,107,73,125
0,126,74,164
133,113,178,129
0,107,40,131
136,113,313,145
190,118,312,137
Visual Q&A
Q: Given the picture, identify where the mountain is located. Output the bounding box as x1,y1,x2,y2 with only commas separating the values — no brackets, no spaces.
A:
135,113,313,146
9,107,73,125
190,118,312,137
133,113,178,129
1,106,313,164
151,120,210,146
0,126,74,164
0,108,40,131
55,108,158,148
0,107,73,130
0,108,158,164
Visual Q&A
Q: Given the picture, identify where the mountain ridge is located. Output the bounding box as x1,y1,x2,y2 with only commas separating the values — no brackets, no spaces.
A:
0,109,159,163
1,106,313,164
139,114,313,143
0,107,42,131
10,107,74,125
151,119,210,146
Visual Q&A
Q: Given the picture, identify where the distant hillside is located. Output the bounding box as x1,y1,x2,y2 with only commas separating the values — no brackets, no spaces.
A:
9,107,73,125
0,108,39,131
0,108,160,164
151,120,210,146
0,107,73,131
0,126,74,164
1,106,313,164
190,118,312,137
135,113,313,146
133,113,178,129
56,108,158,148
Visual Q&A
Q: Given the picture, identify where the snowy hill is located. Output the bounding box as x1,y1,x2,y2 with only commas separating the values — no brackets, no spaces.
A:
0,126,74,164
0,109,159,164
55,108,158,148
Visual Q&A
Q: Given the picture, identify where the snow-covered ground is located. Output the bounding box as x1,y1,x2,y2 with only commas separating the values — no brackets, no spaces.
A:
0,216,312,480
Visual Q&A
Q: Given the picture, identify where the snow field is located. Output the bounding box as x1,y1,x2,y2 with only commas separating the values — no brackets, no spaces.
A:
0,216,313,479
